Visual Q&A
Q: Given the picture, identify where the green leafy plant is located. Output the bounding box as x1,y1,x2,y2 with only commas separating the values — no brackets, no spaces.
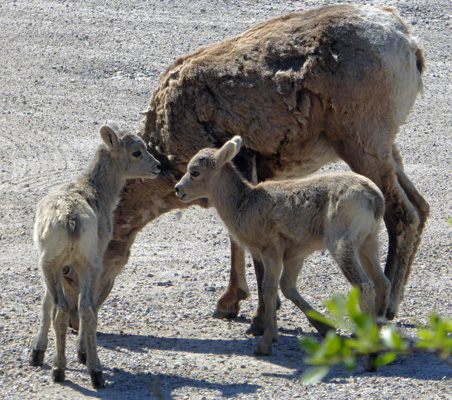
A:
299,288,452,385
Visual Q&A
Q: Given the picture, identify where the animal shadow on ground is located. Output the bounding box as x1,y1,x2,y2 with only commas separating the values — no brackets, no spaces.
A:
95,324,452,387
49,326,452,399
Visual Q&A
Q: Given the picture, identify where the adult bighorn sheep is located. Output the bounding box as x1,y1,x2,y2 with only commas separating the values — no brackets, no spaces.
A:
65,4,429,333
175,136,390,362
29,124,161,388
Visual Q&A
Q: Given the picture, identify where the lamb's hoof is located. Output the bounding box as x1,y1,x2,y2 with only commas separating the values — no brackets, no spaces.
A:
246,323,264,336
90,370,105,388
212,308,238,320
29,349,45,366
254,342,272,356
77,350,87,365
52,368,65,383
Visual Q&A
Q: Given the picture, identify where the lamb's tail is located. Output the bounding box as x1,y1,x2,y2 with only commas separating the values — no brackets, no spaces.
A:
66,211,81,242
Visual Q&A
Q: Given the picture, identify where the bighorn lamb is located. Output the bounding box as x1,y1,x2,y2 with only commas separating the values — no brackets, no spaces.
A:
29,124,161,388
175,136,390,358
67,4,428,330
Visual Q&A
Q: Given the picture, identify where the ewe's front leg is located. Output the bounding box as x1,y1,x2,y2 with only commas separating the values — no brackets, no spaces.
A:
213,238,250,319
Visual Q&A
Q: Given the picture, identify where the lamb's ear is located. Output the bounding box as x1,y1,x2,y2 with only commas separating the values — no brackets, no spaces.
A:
214,136,242,168
106,121,120,133
100,125,120,151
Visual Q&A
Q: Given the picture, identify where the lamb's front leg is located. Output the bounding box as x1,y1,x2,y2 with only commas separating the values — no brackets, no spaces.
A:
254,251,283,356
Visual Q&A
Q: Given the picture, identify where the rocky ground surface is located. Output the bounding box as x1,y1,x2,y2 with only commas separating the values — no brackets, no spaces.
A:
0,0,451,399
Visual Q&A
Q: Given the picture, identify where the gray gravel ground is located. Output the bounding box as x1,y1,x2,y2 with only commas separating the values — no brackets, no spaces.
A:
0,0,451,399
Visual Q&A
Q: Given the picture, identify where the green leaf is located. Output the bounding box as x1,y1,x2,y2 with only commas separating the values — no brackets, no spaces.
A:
346,287,361,318
300,365,331,386
299,336,320,354
373,351,397,368
341,356,357,370
381,325,406,351
325,292,346,318
306,309,337,328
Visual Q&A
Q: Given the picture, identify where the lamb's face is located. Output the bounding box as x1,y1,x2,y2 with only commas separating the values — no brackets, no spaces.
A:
174,149,216,203
119,134,162,180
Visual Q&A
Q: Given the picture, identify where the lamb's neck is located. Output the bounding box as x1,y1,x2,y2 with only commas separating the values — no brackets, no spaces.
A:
81,147,125,210
210,164,254,232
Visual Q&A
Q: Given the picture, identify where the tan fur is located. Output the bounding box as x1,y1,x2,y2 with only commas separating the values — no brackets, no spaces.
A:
175,137,390,360
86,4,427,326
29,124,161,388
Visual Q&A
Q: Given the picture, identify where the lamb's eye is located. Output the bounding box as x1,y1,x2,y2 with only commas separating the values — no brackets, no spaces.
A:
132,150,142,158
190,171,200,177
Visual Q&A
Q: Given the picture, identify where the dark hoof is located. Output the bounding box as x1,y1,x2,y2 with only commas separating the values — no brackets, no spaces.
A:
212,308,238,319
29,349,45,366
254,343,272,356
364,353,378,372
90,370,105,388
69,315,80,331
245,323,264,336
308,317,335,338
77,351,87,365
52,368,65,383
385,309,396,321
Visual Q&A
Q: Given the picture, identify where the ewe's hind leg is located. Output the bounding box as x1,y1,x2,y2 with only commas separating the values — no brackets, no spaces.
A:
280,257,332,337
29,289,53,366
358,234,391,319
392,147,430,289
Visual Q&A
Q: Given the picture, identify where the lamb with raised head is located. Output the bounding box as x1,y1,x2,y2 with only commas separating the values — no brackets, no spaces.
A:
29,124,161,388
175,136,390,360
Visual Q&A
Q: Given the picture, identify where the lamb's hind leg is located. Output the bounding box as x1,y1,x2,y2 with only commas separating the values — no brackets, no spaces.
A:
280,257,333,337
329,238,378,371
335,143,424,320
29,288,53,366
77,258,105,389
358,232,391,320
52,278,70,383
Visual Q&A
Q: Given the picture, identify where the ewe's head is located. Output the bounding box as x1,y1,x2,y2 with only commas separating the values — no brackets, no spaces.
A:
174,136,242,203
99,124,161,180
